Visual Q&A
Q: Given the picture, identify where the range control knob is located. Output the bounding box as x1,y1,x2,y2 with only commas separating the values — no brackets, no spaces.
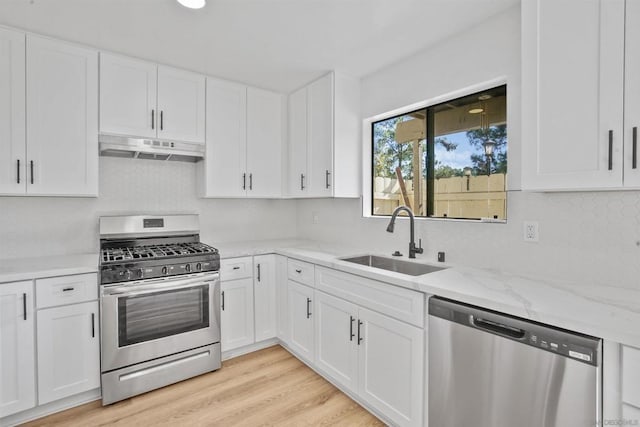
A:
161,266,168,275
185,264,191,273
196,263,202,271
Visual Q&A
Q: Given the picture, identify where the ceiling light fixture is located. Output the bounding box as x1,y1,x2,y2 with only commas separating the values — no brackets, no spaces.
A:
177,0,206,9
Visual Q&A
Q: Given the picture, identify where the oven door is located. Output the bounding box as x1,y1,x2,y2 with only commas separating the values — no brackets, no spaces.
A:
101,273,220,372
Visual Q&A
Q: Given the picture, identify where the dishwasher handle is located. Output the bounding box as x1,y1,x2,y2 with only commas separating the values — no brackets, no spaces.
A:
471,315,526,339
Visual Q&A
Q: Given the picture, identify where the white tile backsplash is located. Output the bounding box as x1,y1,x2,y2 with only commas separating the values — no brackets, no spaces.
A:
0,156,297,259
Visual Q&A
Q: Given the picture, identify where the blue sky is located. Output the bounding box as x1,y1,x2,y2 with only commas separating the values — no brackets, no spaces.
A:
434,131,479,170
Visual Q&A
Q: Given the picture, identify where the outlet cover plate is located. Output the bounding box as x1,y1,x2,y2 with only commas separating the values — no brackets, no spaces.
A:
523,221,539,242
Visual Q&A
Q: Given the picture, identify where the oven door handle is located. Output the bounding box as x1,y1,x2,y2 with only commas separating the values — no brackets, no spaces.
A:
103,276,218,297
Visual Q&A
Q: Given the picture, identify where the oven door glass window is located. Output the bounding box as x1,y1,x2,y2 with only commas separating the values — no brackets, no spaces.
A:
118,285,209,347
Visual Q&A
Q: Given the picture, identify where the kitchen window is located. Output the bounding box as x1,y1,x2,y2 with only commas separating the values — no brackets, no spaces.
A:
371,85,507,220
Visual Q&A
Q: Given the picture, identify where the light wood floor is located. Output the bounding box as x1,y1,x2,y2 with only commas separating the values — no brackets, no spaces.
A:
23,345,384,426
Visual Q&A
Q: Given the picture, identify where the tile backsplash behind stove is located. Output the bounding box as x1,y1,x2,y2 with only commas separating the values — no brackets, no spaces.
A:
0,157,297,259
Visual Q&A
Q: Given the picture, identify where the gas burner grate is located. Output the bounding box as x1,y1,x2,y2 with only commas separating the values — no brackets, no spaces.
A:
102,242,216,263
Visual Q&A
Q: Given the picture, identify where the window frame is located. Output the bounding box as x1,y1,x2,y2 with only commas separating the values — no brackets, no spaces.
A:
361,77,509,222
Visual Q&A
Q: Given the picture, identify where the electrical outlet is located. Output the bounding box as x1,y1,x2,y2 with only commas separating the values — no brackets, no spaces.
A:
312,212,319,224
523,221,539,242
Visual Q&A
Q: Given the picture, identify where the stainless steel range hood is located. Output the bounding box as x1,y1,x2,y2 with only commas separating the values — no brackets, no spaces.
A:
99,134,205,162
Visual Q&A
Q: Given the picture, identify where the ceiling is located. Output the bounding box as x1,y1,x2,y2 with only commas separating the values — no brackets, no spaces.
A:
0,0,519,93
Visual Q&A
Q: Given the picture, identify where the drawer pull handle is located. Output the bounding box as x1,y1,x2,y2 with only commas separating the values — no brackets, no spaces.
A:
62,287,75,292
232,266,240,270
295,269,302,273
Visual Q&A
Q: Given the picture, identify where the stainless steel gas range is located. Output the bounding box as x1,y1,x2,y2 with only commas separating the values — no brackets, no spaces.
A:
98,214,221,405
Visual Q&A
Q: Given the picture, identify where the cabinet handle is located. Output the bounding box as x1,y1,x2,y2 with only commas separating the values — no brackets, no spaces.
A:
608,130,613,171
295,269,302,273
300,173,305,190
325,170,331,189
151,109,155,130
160,110,164,131
306,297,311,319
233,266,240,270
23,293,27,321
633,127,638,170
30,160,34,184
257,263,261,282
249,173,253,190
242,173,246,190
91,313,95,338
16,159,20,184
357,320,363,345
221,291,225,311
62,287,75,292
349,315,355,341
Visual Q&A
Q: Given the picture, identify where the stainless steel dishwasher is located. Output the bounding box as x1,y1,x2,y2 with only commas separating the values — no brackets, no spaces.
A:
428,297,602,427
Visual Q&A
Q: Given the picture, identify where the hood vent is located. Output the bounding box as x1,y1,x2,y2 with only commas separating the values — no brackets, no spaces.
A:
99,134,205,162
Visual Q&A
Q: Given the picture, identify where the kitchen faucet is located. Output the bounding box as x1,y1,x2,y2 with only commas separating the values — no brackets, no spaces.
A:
386,205,423,258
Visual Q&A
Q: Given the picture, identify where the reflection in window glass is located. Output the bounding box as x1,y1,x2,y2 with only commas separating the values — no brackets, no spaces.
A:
371,85,507,220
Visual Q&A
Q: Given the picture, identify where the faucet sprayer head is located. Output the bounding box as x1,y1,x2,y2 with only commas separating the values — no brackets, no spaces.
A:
386,219,395,233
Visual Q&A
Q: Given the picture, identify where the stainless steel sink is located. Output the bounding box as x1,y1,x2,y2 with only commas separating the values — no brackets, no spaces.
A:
340,255,446,276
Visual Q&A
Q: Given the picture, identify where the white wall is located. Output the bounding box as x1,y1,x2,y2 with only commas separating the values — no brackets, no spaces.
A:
296,5,640,289
0,157,297,259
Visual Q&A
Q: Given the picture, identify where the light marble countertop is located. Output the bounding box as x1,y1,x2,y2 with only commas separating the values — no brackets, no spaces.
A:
2,240,637,349
0,253,99,283
218,239,640,349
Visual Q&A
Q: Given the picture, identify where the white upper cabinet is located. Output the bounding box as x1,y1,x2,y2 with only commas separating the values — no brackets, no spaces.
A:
26,35,98,196
157,66,205,143
0,28,25,195
99,53,157,139
246,87,283,198
288,87,308,197
200,77,247,197
521,0,627,190
287,72,361,198
199,80,283,198
624,1,640,187
99,54,205,144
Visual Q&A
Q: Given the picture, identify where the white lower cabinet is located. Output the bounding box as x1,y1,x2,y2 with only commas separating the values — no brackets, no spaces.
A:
314,291,358,393
0,281,35,418
287,280,315,363
220,278,255,352
253,254,277,342
314,290,424,427
357,307,423,427
36,301,100,404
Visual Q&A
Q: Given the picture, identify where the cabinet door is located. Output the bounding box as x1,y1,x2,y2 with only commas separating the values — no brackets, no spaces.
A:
0,28,25,195
36,301,100,405
307,73,333,197
521,0,625,190
201,77,247,197
246,87,283,198
288,87,308,196
99,53,157,139
26,35,98,196
275,255,288,342
314,291,358,394
287,280,314,363
157,66,205,143
220,278,255,352
357,307,423,427
625,1,640,187
254,254,277,342
0,281,35,417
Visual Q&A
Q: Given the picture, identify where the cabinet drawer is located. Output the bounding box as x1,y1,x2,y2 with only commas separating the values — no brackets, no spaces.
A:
36,273,98,309
287,258,315,287
623,345,640,407
220,257,253,281
315,266,424,327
